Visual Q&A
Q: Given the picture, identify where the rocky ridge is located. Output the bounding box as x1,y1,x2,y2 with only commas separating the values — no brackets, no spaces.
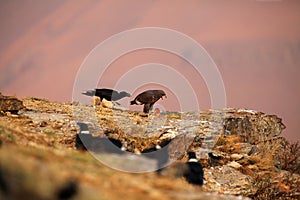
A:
0,94,299,200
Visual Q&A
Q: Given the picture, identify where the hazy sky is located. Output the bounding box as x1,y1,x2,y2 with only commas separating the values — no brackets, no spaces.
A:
0,0,299,141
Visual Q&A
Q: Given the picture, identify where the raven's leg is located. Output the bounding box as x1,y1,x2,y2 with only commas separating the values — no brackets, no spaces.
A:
149,103,155,112
143,103,151,113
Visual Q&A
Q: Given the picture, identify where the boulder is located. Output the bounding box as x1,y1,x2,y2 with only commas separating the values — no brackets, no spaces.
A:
0,93,24,114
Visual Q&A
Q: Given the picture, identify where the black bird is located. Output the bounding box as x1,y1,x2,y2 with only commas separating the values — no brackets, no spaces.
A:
183,152,204,186
130,90,166,113
82,88,131,101
208,152,222,167
76,122,125,154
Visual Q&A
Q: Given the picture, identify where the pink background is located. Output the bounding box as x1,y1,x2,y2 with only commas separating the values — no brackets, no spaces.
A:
0,0,299,141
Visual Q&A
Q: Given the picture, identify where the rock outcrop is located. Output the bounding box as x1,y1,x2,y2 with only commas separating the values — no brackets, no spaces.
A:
0,93,24,114
0,96,299,200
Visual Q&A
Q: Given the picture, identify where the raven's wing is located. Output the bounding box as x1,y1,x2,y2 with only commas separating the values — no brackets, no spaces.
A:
136,91,162,104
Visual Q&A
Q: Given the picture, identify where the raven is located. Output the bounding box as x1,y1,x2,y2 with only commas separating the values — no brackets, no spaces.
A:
183,152,204,186
130,90,166,113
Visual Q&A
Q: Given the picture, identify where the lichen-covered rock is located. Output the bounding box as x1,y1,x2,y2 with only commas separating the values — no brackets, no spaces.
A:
222,109,286,144
204,165,257,196
101,98,113,109
0,93,24,114
230,153,244,161
227,161,242,169
92,96,101,106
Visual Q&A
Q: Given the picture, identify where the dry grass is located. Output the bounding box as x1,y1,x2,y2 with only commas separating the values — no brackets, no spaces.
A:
251,138,300,174
250,171,300,200
241,138,300,199
276,140,300,174
215,135,244,154
243,137,282,171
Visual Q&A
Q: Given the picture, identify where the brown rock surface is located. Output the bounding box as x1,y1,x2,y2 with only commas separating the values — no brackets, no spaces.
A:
0,97,298,200
0,93,24,114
